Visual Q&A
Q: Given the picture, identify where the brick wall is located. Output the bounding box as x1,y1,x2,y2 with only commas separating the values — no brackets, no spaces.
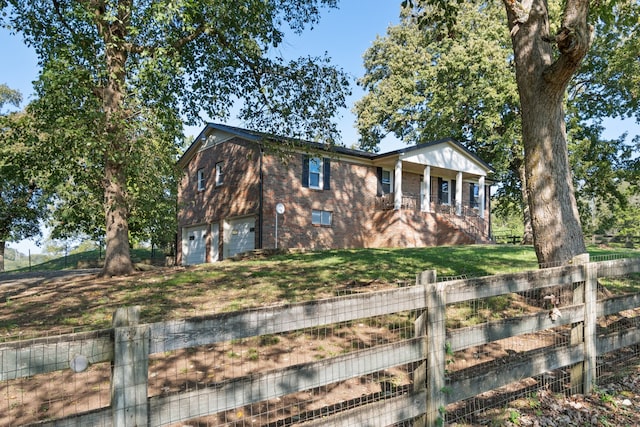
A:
177,138,262,263
261,153,476,251
178,137,488,263
261,153,378,250
367,210,475,247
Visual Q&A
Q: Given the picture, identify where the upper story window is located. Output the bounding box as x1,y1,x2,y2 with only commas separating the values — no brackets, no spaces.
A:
309,157,322,188
376,167,393,196
302,155,331,190
197,168,205,191
215,162,224,186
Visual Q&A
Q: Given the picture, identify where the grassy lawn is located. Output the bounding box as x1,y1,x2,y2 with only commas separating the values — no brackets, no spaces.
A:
1,244,639,339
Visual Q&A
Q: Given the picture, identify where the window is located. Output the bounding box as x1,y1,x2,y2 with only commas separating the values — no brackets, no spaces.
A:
302,155,330,190
376,167,393,196
215,162,224,186
470,183,479,208
312,209,332,226
381,169,392,194
439,179,450,204
197,168,205,191
309,157,322,189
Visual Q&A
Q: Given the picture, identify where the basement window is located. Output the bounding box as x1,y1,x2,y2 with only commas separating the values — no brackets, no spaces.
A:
312,209,332,226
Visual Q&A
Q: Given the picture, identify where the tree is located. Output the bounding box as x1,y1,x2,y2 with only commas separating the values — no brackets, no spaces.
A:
1,0,349,276
0,84,22,111
355,2,530,240
356,1,639,251
373,0,636,266
596,182,640,244
0,86,45,272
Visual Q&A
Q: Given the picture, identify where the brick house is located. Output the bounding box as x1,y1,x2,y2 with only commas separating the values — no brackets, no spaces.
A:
177,123,494,265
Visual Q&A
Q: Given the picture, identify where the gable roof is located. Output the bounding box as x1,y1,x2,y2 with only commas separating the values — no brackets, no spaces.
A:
179,123,493,174
375,137,493,173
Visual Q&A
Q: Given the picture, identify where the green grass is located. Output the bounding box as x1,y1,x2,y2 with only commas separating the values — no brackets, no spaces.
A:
1,244,639,338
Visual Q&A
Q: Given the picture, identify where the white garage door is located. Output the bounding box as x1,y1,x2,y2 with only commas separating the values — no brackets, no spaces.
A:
225,217,255,258
182,225,207,265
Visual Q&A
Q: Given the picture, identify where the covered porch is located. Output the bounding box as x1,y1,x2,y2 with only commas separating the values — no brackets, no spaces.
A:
373,139,491,217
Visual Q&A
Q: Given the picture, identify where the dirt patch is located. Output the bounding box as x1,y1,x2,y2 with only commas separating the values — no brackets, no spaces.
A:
0,269,99,300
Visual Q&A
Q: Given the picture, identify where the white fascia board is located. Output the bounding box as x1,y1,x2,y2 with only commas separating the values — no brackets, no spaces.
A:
400,142,488,176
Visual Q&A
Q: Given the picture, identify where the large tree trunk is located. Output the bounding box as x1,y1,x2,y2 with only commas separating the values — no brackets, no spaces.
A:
102,159,134,276
97,3,134,277
504,0,590,267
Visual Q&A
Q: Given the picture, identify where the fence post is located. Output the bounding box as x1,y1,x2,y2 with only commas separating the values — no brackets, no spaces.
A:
583,262,598,393
111,306,150,426
416,270,447,426
569,254,591,395
414,270,437,427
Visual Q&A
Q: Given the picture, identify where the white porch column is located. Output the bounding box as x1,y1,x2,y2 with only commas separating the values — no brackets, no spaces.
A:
422,166,431,212
456,171,463,215
478,175,486,219
394,159,403,210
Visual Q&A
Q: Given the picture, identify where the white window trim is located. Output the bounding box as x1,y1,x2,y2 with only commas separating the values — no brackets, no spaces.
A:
441,179,451,205
215,162,224,186
381,169,393,194
472,183,480,209
312,209,332,226
197,168,205,191
309,157,323,189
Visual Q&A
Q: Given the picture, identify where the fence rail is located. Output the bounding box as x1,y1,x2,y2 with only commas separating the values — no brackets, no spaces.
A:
1,257,640,426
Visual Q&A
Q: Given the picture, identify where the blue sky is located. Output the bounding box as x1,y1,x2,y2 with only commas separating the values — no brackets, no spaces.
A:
2,1,638,254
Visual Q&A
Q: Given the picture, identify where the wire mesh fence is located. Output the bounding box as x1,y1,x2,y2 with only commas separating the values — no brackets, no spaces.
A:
443,280,578,424
1,256,640,426
146,313,420,426
0,329,113,426
444,257,640,425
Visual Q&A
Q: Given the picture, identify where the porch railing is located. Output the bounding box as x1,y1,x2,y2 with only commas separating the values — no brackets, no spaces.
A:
376,193,480,216
374,193,419,211
375,193,489,242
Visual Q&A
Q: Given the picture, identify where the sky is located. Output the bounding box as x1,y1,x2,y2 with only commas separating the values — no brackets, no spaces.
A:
2,1,639,255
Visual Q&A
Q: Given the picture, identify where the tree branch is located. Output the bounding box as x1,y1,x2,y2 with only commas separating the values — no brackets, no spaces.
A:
125,22,207,57
207,27,273,111
543,0,593,86
52,0,79,38
504,0,534,36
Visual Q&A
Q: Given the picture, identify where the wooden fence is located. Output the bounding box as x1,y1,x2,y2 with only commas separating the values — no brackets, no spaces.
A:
1,257,640,426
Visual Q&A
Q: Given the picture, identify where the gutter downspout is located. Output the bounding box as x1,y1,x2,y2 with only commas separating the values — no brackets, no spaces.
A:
258,145,264,249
